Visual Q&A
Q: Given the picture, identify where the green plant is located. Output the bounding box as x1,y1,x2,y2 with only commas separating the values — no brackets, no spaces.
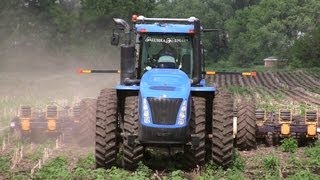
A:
262,155,279,172
265,173,279,180
232,151,245,171
0,156,10,173
168,170,185,180
105,166,130,179
198,162,246,180
274,90,285,101
199,162,218,179
305,142,320,166
131,162,152,179
298,104,309,116
91,168,108,180
76,153,95,169
34,156,71,179
280,138,298,153
228,86,252,95
288,155,303,169
73,167,92,179
27,144,47,161
224,169,245,180
287,170,320,180
257,103,278,112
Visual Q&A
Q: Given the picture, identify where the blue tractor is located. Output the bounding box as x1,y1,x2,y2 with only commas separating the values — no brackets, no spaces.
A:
95,16,234,170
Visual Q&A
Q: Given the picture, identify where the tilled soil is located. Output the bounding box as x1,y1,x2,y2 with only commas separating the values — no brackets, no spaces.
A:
208,71,320,106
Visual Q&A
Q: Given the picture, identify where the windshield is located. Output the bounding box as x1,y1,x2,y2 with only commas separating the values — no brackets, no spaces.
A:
140,35,193,76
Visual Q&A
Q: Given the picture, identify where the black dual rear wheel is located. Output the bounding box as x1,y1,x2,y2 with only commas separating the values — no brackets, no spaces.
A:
236,102,257,150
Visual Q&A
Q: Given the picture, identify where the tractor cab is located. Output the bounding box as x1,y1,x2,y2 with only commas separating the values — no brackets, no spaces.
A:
111,15,203,86
134,16,199,80
139,34,193,75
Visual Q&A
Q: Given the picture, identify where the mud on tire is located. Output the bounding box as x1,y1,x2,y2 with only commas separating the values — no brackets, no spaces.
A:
236,102,257,151
122,96,143,170
78,98,97,147
184,97,206,167
95,88,118,169
212,91,234,168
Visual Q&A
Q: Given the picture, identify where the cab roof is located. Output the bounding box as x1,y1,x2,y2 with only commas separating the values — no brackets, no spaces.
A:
134,16,198,34
135,24,195,34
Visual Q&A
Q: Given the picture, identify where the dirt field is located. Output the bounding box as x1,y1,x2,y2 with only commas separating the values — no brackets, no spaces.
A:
208,71,320,106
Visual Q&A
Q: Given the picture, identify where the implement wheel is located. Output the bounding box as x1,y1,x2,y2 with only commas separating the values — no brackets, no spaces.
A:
95,88,119,169
212,91,234,168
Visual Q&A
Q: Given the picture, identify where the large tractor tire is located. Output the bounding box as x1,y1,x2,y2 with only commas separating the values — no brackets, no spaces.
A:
212,91,234,168
236,103,257,150
95,88,119,169
184,97,206,167
122,96,143,170
78,98,97,147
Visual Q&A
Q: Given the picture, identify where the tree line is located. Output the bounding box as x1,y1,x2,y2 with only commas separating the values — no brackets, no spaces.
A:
1,0,319,68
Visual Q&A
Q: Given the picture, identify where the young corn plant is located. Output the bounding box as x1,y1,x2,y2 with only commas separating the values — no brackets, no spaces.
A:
280,138,298,153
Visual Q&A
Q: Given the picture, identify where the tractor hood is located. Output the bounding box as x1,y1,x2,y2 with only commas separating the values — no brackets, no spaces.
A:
140,69,190,99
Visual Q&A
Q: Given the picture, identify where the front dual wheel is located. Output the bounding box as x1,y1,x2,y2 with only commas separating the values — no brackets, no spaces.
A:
186,91,235,168
95,91,143,170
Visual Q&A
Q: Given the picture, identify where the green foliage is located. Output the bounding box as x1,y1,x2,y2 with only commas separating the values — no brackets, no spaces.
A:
305,142,320,166
80,0,112,21
105,166,130,179
280,138,298,153
228,86,252,95
2,0,320,68
0,156,10,173
262,155,279,172
27,143,54,161
257,103,278,112
48,4,79,34
198,162,245,180
291,27,320,68
72,153,96,179
81,0,155,21
274,90,285,101
34,156,71,179
288,155,303,169
225,0,320,67
76,153,95,169
199,162,219,179
131,162,152,179
232,151,245,171
91,168,109,180
287,170,320,180
264,173,279,180
163,170,185,180
297,104,309,116
74,162,152,180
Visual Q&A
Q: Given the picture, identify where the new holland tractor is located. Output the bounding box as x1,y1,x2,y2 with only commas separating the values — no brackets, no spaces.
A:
79,15,259,170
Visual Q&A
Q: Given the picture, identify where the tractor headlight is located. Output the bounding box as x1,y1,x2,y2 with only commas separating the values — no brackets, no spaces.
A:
178,100,188,125
142,98,151,124
10,122,15,128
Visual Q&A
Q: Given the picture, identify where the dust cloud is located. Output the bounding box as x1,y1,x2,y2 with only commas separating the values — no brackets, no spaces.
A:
0,42,120,102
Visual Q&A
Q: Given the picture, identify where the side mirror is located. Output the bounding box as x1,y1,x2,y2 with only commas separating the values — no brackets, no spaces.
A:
111,30,119,46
